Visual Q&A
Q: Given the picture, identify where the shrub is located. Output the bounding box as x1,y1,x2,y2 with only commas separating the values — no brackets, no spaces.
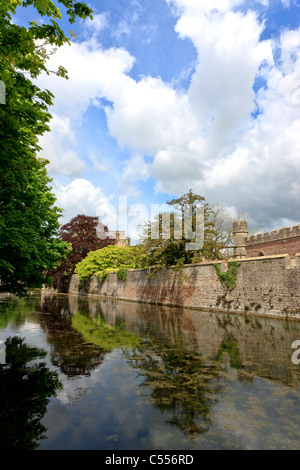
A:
75,245,144,283
214,261,239,291
117,267,129,281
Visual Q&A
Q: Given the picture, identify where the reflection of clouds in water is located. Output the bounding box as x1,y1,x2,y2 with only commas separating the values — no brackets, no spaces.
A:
41,351,166,449
42,399,73,446
4,292,300,449
55,352,115,406
40,296,300,449
22,319,42,332
55,351,142,412
56,382,92,407
47,352,196,450
2,323,51,359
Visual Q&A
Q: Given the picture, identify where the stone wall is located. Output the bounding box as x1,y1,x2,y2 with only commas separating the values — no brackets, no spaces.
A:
68,253,300,319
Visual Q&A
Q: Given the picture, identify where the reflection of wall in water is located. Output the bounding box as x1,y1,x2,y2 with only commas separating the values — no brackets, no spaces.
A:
76,297,300,389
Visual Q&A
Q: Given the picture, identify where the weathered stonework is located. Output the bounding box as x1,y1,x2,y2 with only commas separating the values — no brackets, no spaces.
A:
68,253,300,320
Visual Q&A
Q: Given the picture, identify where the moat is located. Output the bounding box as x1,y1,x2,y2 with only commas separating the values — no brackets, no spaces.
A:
1,291,300,450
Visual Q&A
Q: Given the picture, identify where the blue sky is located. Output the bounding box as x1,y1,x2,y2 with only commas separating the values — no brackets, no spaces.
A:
15,0,300,240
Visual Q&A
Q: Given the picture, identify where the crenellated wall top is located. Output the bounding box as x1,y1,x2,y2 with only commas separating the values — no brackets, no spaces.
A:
246,225,300,245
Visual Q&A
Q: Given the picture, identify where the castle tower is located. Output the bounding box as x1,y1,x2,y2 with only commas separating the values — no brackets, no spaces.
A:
233,221,248,259
109,230,131,247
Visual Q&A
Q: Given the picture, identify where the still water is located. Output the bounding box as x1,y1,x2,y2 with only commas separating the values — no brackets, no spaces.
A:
1,290,300,450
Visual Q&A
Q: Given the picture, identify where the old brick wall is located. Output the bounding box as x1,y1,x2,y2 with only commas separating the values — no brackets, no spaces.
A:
69,254,300,319
246,236,300,258
244,225,300,258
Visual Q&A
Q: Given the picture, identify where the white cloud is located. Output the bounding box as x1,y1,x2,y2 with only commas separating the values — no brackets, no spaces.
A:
118,154,151,197
82,12,108,37
88,154,108,172
112,19,131,40
111,1,143,42
36,39,134,121
39,114,87,177
174,4,273,138
37,1,300,231
281,0,291,8
106,76,198,154
53,179,116,227
36,38,135,179
147,3,299,228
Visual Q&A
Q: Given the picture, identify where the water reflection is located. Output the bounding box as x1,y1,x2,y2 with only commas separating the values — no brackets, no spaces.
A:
126,340,223,437
41,293,300,444
38,296,106,377
0,336,62,450
0,293,41,329
79,296,300,389
71,310,141,351
1,292,300,449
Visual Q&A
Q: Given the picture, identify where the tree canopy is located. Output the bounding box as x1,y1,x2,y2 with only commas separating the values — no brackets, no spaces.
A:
75,244,144,284
73,191,238,289
0,0,93,295
138,190,236,276
139,190,214,274
45,214,115,292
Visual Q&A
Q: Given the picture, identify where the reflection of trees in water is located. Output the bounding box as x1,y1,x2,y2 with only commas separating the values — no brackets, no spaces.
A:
0,293,40,329
215,332,256,383
126,338,224,437
71,310,141,351
0,337,62,450
39,295,106,377
42,296,226,438
216,333,243,370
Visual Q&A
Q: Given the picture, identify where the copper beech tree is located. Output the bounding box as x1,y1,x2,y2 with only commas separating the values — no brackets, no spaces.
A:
45,215,116,292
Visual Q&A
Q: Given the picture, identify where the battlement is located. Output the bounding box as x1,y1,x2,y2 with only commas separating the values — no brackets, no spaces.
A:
233,221,248,233
232,220,300,259
246,225,300,245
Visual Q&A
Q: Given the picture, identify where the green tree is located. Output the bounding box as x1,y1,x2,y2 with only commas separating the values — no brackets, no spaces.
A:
0,0,93,295
139,190,215,274
75,245,144,283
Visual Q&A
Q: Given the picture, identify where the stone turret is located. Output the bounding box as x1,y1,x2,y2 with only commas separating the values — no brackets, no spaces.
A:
109,230,131,247
233,221,248,259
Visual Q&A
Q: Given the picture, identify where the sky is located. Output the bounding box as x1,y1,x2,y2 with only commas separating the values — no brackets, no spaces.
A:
14,0,300,242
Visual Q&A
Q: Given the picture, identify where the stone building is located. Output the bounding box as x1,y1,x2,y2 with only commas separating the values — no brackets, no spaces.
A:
233,221,300,259
109,230,131,247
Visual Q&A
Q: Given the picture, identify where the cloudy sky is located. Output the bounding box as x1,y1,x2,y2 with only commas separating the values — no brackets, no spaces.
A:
15,0,300,239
